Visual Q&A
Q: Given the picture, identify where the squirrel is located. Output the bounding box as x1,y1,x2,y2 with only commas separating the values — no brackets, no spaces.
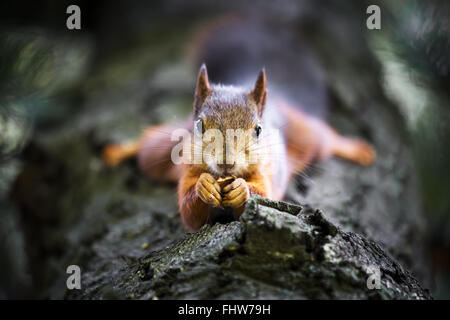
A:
102,64,376,231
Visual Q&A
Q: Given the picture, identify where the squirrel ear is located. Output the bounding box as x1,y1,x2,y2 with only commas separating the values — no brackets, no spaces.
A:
194,64,211,116
251,68,268,116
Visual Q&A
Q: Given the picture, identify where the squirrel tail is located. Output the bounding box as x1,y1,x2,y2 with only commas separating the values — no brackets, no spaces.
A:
102,140,140,168
188,14,329,117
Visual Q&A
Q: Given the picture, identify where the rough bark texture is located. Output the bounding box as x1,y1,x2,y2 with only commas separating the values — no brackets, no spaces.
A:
65,196,430,299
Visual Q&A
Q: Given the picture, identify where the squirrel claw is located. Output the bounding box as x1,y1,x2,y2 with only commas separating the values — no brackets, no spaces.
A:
196,173,222,207
222,178,250,209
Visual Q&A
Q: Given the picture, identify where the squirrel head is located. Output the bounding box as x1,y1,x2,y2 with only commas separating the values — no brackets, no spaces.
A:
191,64,268,177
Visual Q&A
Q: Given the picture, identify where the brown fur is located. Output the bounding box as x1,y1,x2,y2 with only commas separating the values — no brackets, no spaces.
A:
103,66,376,231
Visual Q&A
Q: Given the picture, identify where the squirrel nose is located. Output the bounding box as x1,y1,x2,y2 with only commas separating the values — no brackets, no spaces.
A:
217,163,235,171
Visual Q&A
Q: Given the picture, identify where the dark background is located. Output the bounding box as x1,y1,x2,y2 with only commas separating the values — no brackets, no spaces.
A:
0,0,449,299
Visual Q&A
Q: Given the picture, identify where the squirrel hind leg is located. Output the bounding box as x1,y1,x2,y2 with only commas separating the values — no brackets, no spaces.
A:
102,141,140,168
137,125,182,183
331,136,376,166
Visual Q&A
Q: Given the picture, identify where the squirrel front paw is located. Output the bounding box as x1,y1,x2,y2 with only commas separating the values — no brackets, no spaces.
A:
195,173,222,207
222,178,250,209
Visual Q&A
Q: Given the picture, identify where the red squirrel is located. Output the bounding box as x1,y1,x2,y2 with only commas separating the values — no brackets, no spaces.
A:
102,64,375,231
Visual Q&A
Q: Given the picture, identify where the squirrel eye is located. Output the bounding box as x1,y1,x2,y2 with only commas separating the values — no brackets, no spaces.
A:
254,125,262,138
195,118,205,136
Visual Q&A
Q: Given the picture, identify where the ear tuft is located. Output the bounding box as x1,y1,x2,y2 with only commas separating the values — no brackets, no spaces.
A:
194,64,211,116
251,68,267,116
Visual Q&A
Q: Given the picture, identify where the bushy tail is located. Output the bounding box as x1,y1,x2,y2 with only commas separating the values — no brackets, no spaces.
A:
189,14,329,117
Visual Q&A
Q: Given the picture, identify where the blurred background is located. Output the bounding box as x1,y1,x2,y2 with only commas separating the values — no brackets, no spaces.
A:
0,0,449,299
